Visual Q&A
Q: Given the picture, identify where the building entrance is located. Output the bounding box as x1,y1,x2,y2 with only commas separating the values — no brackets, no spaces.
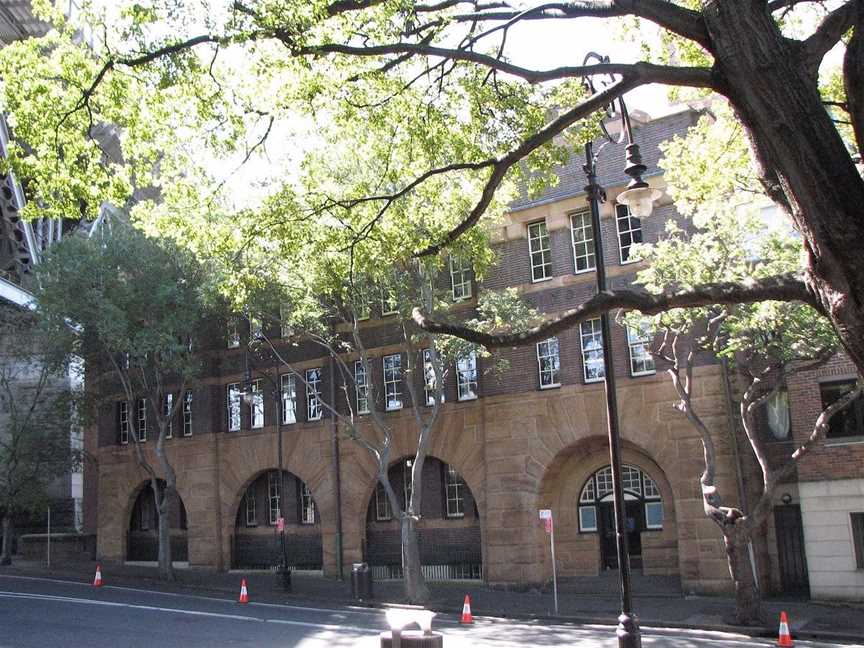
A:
599,501,643,570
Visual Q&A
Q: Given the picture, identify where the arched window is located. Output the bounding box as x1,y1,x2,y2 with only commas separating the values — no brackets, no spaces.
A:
578,464,663,532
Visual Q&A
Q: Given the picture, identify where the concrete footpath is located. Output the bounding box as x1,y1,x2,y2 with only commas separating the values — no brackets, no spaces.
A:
2,560,862,643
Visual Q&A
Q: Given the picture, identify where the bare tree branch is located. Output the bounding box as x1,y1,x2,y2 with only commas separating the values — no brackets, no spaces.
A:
803,0,859,67
413,273,818,348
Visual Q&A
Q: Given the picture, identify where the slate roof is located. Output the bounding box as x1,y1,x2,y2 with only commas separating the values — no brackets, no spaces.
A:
509,108,701,212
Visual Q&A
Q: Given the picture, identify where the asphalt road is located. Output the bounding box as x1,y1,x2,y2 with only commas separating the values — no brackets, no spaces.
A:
0,575,860,648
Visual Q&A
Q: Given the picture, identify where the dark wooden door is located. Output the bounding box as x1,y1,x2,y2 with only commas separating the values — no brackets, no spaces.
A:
774,505,810,595
599,502,643,570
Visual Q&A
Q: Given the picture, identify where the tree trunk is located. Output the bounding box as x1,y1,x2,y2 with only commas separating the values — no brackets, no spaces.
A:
724,530,764,626
0,515,12,566
400,516,429,604
704,2,864,376
153,483,174,582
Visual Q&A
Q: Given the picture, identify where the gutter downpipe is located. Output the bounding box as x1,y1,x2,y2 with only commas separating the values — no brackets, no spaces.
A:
329,356,344,579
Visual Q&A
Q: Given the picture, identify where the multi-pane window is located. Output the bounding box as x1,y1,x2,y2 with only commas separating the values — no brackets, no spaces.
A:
375,482,392,521
227,320,240,348
403,459,413,511
570,209,596,273
227,383,241,432
627,322,656,376
164,393,174,439
299,482,316,525
245,486,257,527
578,464,663,532
250,316,263,341
268,471,281,525
423,348,444,406
250,379,264,429
380,283,398,316
306,368,323,421
354,361,370,414
444,464,465,518
136,398,147,442
616,204,643,263
182,390,193,436
450,257,472,301
580,319,605,383
528,221,552,282
536,337,561,389
820,380,864,439
852,512,864,569
280,374,297,424
383,354,403,411
456,351,478,401
118,401,129,444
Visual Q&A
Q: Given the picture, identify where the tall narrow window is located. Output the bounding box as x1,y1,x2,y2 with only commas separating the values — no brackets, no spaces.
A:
536,337,561,389
280,304,292,338
375,482,392,521
456,351,478,401
852,512,864,569
164,393,174,439
354,360,370,414
570,209,596,273
580,319,605,383
227,383,241,432
380,282,398,316
528,221,552,282
268,471,281,525
250,316,263,341
250,379,264,428
616,204,643,263
444,464,465,518
820,380,864,439
450,257,472,301
299,482,316,525
403,459,413,511
627,322,656,376
245,486,257,527
383,354,403,411
182,390,193,437
281,374,297,424
306,368,323,421
136,398,147,442
227,320,240,348
423,348,444,406
118,401,129,445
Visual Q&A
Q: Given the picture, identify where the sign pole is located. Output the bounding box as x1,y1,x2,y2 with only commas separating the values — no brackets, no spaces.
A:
47,506,51,570
550,518,558,615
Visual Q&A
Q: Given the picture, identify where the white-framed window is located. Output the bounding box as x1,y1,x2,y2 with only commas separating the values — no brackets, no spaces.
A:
569,209,596,273
182,390,193,437
578,464,663,532
444,464,465,518
306,368,323,421
456,351,478,401
227,320,240,348
580,318,605,383
245,486,257,527
450,257,472,301
136,398,147,442
164,393,174,439
267,471,281,525
616,204,643,263
250,379,264,428
280,374,297,424
403,459,413,511
380,283,398,316
118,401,129,445
527,220,552,282
383,354,403,411
227,383,241,432
354,360,370,414
627,321,656,376
423,348,444,406
250,315,263,341
299,482,316,525
375,482,392,521
536,337,561,389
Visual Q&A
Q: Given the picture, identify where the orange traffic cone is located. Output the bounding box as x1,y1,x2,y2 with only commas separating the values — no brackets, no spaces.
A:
460,594,473,624
778,610,794,647
238,578,249,604
93,564,103,587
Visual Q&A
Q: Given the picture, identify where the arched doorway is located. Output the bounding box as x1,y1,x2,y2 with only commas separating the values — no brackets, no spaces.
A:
232,469,322,571
364,456,482,580
577,464,664,570
127,480,188,562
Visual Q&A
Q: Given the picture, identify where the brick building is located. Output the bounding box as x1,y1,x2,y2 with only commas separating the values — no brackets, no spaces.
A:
83,107,864,600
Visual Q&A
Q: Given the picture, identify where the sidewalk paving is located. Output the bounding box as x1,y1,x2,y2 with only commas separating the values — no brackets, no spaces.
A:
2,559,862,643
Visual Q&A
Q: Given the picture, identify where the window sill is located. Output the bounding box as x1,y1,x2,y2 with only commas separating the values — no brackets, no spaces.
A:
457,395,478,402
825,437,864,447
619,257,640,266
531,276,554,284
385,407,403,413
573,267,595,275
446,514,465,519
540,383,561,390
584,378,605,384
630,370,656,378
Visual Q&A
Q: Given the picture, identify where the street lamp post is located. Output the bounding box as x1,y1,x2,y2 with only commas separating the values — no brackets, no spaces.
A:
582,53,661,648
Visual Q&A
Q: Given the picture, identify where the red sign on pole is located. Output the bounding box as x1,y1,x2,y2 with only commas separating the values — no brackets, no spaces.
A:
544,518,553,534
276,517,285,532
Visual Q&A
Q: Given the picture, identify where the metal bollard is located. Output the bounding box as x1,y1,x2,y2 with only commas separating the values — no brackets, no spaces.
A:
351,562,373,601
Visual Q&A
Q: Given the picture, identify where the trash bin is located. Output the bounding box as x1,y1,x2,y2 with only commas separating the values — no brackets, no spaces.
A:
351,562,373,600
